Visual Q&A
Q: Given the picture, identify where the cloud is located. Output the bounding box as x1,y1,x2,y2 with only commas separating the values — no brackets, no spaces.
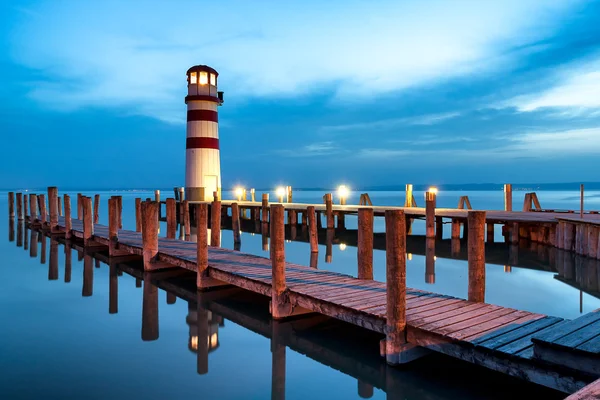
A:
7,0,581,122
321,112,461,133
274,141,344,158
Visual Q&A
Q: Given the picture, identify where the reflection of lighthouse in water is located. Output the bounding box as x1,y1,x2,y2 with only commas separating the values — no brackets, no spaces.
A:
187,303,224,354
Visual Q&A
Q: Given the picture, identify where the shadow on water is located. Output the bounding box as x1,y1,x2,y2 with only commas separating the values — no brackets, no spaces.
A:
5,220,568,400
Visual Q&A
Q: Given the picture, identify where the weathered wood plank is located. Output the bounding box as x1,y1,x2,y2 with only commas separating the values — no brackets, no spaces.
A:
477,316,563,350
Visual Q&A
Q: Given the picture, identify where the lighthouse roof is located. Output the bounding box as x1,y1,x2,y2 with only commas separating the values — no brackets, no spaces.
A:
187,65,219,77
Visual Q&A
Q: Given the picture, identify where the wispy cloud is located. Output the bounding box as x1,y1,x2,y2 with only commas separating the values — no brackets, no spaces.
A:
274,141,344,158
321,112,461,133
8,0,580,122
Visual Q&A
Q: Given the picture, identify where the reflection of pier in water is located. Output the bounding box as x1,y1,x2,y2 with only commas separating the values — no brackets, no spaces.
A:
15,233,565,399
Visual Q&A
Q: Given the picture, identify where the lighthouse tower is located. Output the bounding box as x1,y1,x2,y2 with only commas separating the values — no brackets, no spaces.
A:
185,65,224,201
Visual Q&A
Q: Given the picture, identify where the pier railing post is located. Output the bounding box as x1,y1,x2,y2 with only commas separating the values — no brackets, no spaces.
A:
385,209,407,365
358,208,374,280
232,202,241,245
141,201,159,271
16,193,23,221
39,195,47,226
271,204,288,319
262,194,269,223
93,194,100,224
135,198,142,232
211,196,221,247
425,191,436,238
48,187,59,232
504,184,512,212
468,211,486,303
166,198,177,239
197,204,209,289
325,193,334,229
64,194,72,240
308,206,318,253
30,194,38,221
8,192,15,219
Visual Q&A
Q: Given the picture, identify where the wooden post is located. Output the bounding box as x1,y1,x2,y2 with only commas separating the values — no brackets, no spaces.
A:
451,219,461,239
211,196,221,247
197,203,209,288
39,194,47,225
385,210,406,366
487,223,494,243
580,184,584,219
232,202,241,245
16,193,23,220
425,191,436,238
511,222,519,245
166,198,177,239
183,200,191,238
325,193,334,229
271,204,288,319
141,201,159,271
93,194,100,224
435,217,443,240
82,197,94,246
57,196,62,217
358,208,374,280
588,226,598,259
24,195,29,219
29,194,37,221
155,190,161,203
250,188,256,202
77,193,83,220
115,196,123,229
133,198,141,232
179,187,185,202
307,206,318,253
48,187,59,232
286,186,293,203
64,195,72,240
8,192,15,219
468,211,486,303
108,198,128,257
262,193,269,223
504,184,512,212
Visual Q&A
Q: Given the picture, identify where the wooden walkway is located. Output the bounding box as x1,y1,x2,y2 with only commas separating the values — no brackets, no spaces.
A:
44,216,596,393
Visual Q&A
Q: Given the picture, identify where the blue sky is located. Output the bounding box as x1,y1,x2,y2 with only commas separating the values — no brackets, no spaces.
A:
1,0,600,189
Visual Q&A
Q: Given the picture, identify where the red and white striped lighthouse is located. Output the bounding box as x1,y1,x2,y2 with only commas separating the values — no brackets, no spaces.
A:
185,65,224,201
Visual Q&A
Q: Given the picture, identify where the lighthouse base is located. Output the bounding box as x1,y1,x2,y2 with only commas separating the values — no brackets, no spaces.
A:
186,187,206,202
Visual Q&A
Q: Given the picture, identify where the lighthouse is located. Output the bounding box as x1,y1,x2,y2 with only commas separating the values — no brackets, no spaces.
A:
185,65,224,201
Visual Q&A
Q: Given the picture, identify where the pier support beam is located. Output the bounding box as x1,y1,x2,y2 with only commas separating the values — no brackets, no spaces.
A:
8,192,14,219
425,237,435,284
39,195,47,226
425,191,436,239
358,208,374,280
487,223,494,243
141,201,171,271
211,195,221,247
30,194,38,222
135,198,142,232
93,194,100,224
109,198,130,257
16,193,23,221
48,187,59,232
468,211,486,303
166,198,177,239
262,193,269,224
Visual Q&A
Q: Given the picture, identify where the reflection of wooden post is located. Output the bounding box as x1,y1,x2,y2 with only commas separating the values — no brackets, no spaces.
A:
468,211,486,303
135,198,142,232
197,204,209,289
358,380,374,399
425,237,435,284
504,184,512,212
451,237,460,257
166,198,177,239
487,223,494,243
325,193,334,229
425,191,436,238
24,195,29,220
30,231,38,257
262,194,269,223
109,262,118,314
308,206,318,253
64,243,72,283
141,201,159,271
82,254,93,297
271,322,286,400
30,194,38,221
385,210,406,365
358,208,374,280
40,235,47,264
8,192,15,219
326,229,333,263
271,205,288,319
435,217,443,240
511,222,519,245
49,239,59,280
16,193,23,220
211,196,221,247
232,203,241,245
197,301,209,375
16,221,23,247
142,275,159,341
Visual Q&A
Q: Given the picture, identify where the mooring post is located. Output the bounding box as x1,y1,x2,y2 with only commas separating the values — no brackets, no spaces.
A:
271,204,288,319
82,196,95,246
64,194,72,240
155,190,161,203
48,187,59,232
250,188,256,202
115,196,123,229
262,193,269,223
93,194,100,224
211,195,221,247
30,194,38,221
385,209,407,365
166,198,177,239
487,223,494,243
16,193,23,220
108,198,128,257
24,195,29,220
232,202,241,245
134,198,142,233
358,208,374,280
141,201,159,271
307,206,318,253
425,191,436,239
468,211,486,303
183,200,190,239
325,193,334,229
504,184,512,212
8,192,15,219
39,194,47,226
77,193,83,220
196,203,209,289
580,184,584,219
57,196,62,217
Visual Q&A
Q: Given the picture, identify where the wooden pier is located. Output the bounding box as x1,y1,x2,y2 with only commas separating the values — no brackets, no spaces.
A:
9,188,600,397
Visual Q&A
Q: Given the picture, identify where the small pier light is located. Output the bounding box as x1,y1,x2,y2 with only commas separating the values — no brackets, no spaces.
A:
276,187,286,203
428,187,438,195
338,185,349,205
234,187,244,201
407,253,413,261
339,243,347,251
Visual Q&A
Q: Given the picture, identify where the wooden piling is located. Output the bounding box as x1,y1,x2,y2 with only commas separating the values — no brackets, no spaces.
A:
16,193,23,220
564,222,575,251
64,194,72,239
155,190,161,203
135,198,142,232
262,193,269,223
504,184,512,212
358,208,374,280
487,223,494,243
270,204,287,319
57,196,62,217
232,203,241,245
39,194,47,225
435,217,443,240
48,187,59,232
82,196,94,246
93,194,100,224
425,191,436,239
580,184,584,219
183,200,191,238
77,193,83,220
211,196,221,247
468,211,486,303
197,203,209,289
511,222,519,245
108,198,128,257
115,196,123,229
308,206,318,253
8,192,14,218
385,209,407,366
24,195,28,219
325,193,334,229
30,194,37,221
588,225,598,259
141,201,159,271
166,198,177,239
451,219,461,239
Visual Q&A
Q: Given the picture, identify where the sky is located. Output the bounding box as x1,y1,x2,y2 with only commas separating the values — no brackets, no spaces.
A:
1,0,600,190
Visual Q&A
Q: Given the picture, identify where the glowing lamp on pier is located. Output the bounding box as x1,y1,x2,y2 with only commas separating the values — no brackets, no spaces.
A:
425,186,438,204
337,185,349,205
339,243,347,251
234,187,244,201
276,187,286,203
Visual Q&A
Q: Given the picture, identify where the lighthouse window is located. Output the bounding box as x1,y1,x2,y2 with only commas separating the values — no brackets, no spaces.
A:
199,71,208,85
210,73,216,86
190,72,197,84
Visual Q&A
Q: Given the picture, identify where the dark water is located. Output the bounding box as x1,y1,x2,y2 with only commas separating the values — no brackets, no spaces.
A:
2,189,597,399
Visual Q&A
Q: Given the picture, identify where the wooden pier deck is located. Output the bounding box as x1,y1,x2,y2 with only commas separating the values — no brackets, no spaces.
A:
38,215,596,393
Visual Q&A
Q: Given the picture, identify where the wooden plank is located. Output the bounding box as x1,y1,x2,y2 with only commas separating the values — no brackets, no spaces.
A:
446,310,534,340
411,303,492,329
418,304,502,332
477,316,563,350
496,320,568,356
554,319,600,350
435,308,520,336
532,311,600,345
576,333,600,354
465,313,545,343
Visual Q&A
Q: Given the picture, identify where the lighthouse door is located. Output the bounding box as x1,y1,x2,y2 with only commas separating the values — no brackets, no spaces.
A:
205,175,218,200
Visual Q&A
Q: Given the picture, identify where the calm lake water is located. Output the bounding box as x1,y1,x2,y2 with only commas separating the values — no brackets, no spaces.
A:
2,189,598,399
